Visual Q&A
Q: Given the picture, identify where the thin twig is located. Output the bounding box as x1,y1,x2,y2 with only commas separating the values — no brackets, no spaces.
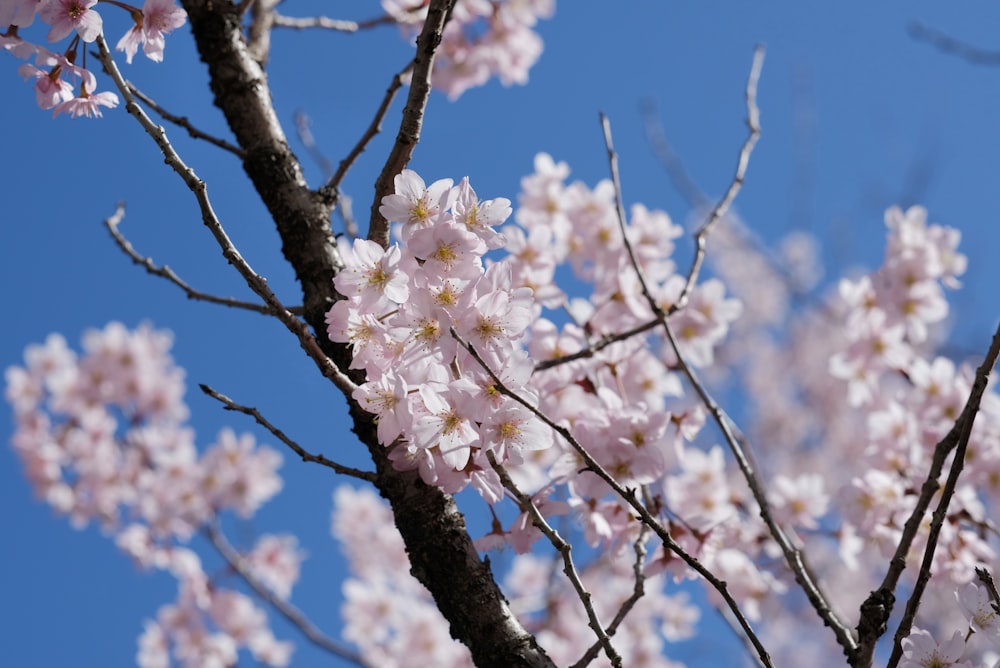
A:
204,522,372,667
246,0,279,65
884,323,1000,668
368,0,458,248
294,111,333,177
199,384,375,482
273,13,398,31
909,21,1000,66
852,322,1000,667
293,111,361,239
95,35,359,398
126,83,244,157
452,329,774,668
603,92,856,657
661,316,856,652
321,61,415,202
671,45,764,315
976,567,1000,611
487,452,622,668
639,98,711,210
103,203,303,315
600,113,660,318
533,318,661,372
570,523,650,668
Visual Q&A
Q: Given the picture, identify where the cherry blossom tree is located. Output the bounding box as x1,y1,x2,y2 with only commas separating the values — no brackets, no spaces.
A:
5,2,1000,667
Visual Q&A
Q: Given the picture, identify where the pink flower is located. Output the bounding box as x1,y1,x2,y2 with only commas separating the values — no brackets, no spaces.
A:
116,0,187,63
452,177,508,249
52,90,119,118
900,628,969,668
409,382,480,469
956,582,1000,646
333,238,410,312
408,221,486,278
1,0,43,27
246,534,305,600
39,0,102,42
378,169,455,241
18,62,73,109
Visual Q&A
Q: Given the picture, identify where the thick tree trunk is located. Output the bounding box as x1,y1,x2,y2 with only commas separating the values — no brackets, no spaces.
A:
178,1,554,665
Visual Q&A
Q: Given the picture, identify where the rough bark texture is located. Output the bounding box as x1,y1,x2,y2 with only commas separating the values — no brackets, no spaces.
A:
178,1,554,665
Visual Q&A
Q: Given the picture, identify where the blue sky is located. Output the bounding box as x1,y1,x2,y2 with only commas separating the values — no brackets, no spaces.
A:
3,2,1000,666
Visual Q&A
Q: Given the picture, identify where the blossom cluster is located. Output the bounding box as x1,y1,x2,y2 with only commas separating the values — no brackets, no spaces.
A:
327,170,550,499
5,322,300,666
701,202,1000,665
1,0,186,116
329,160,793,660
382,0,555,99
10,152,1000,665
327,157,1000,665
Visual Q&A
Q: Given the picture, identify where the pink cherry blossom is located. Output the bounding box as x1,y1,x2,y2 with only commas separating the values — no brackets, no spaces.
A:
1,0,43,27
245,534,305,600
38,0,102,42
52,89,119,118
900,628,969,668
134,0,187,63
379,169,455,240
333,238,410,311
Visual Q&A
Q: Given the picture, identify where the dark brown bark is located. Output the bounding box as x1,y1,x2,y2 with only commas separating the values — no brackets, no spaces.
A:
178,0,554,665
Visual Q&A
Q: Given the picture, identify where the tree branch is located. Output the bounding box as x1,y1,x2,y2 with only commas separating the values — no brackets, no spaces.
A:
320,61,414,202
273,13,398,32
852,322,1000,667
671,45,764,315
96,34,355,398
603,92,856,658
909,21,1000,67
570,523,650,668
884,322,1000,667
489,453,622,667
452,328,774,668
171,2,555,664
205,522,372,667
125,82,244,156
199,383,375,482
368,0,457,248
103,203,301,315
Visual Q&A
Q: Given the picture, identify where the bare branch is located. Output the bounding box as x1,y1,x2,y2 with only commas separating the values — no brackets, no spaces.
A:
368,0,458,248
571,523,650,668
603,93,856,657
199,383,375,482
600,113,661,318
533,318,661,372
103,203,303,315
321,61,414,203
125,83,244,157
204,522,373,667
883,322,1000,667
293,111,334,177
661,316,857,653
852,322,1000,667
639,98,711,209
273,13,398,32
95,34,359,399
488,453,622,667
672,44,765,315
173,2,554,661
452,329,774,668
246,0,279,65
976,567,1000,610
909,21,1000,66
